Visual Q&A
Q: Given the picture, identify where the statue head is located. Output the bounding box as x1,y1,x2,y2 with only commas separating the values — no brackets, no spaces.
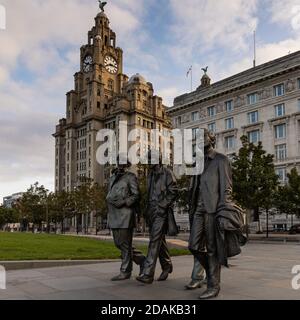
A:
203,128,216,151
147,149,162,169
116,153,131,170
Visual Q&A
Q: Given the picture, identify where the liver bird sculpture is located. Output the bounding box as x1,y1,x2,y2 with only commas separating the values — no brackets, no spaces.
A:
98,0,107,12
202,66,208,74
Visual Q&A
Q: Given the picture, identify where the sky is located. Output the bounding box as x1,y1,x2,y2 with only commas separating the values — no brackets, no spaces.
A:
1,0,300,202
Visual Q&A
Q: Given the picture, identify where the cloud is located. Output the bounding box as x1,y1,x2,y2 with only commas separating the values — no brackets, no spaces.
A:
158,87,183,107
0,0,146,202
168,0,258,63
1,0,300,203
268,0,300,32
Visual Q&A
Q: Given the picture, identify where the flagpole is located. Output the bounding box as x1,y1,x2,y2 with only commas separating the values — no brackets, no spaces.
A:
191,66,193,92
253,30,256,68
186,65,193,92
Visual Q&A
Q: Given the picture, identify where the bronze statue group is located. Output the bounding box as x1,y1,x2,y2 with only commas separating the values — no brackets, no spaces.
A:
106,129,247,300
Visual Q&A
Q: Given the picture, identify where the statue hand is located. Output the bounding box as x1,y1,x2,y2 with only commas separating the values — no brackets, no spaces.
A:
218,217,227,231
112,199,125,208
155,206,167,218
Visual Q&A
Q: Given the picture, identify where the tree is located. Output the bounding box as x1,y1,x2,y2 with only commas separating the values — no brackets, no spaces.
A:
73,181,97,234
274,168,300,229
0,206,19,229
47,191,74,234
232,136,279,235
18,182,50,232
176,174,190,213
89,183,108,234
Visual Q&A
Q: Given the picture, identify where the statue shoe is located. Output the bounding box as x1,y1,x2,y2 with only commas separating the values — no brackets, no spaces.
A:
111,273,131,281
136,275,154,284
157,266,173,282
185,279,203,290
199,287,220,300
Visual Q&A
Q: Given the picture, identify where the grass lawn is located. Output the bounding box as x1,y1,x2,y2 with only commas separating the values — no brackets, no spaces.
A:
0,232,189,261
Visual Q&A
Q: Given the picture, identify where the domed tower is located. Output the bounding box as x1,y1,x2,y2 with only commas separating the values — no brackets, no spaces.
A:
198,67,211,89
53,2,172,225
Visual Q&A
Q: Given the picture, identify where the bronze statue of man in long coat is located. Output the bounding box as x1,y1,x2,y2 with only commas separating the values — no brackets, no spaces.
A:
136,150,178,284
189,129,246,299
106,156,145,281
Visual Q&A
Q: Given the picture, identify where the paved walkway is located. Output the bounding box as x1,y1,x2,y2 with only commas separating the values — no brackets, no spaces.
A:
67,232,300,245
67,233,188,248
1,243,299,300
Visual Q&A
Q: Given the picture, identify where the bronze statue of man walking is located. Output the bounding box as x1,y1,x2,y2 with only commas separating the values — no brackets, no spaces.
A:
106,156,145,281
188,129,246,299
136,150,178,284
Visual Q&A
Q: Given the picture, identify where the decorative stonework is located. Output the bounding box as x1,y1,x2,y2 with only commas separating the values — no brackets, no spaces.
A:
200,108,206,118
285,79,296,93
261,88,271,100
234,95,245,108
182,115,190,123
216,102,224,113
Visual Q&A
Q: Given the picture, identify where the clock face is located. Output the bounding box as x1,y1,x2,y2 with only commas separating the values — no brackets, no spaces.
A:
104,56,118,74
83,55,93,73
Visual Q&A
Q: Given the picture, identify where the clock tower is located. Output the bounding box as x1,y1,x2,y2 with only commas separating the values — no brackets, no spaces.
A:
53,3,171,232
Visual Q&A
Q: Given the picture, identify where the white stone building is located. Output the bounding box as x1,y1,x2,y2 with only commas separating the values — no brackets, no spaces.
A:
168,52,300,231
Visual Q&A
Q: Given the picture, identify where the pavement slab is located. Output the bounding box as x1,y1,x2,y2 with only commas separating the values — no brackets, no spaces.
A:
1,243,299,300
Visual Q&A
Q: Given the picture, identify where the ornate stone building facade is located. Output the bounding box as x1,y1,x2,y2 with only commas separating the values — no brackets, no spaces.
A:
168,52,300,231
54,10,171,193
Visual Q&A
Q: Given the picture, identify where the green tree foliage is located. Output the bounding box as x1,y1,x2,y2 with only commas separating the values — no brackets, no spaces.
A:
2,180,109,234
0,206,19,228
89,183,108,232
274,168,300,221
18,182,50,231
176,174,190,212
232,136,279,230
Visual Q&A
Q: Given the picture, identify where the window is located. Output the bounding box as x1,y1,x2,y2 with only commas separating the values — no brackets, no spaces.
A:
275,144,287,161
248,130,260,143
108,79,114,91
208,122,216,133
175,116,181,127
191,111,200,122
97,101,100,109
247,93,258,105
275,124,286,139
225,117,234,130
225,100,234,112
248,111,259,124
275,104,285,117
276,168,287,183
225,136,235,150
274,83,285,97
298,99,300,112
192,127,200,140
192,144,196,155
207,106,216,117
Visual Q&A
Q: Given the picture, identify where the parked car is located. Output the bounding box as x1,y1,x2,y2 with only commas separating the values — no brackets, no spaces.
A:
289,224,300,235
